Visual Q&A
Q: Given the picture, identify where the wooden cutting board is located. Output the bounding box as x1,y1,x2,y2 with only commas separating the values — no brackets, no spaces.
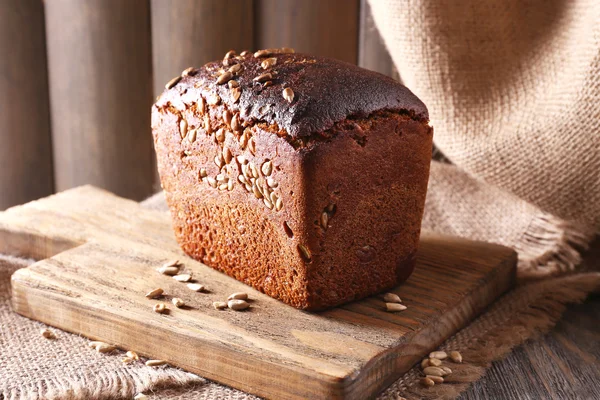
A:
2,186,516,400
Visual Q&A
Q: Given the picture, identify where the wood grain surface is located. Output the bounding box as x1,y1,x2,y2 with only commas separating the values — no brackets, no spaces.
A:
0,0,54,210
150,0,254,98
358,0,400,80
254,0,360,64
44,0,154,201
460,296,600,400
461,239,600,400
2,186,516,399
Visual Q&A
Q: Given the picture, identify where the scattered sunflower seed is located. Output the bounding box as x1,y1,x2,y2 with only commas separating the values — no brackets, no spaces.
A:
249,163,259,178
204,114,212,133
163,259,180,268
441,366,453,376
227,292,248,301
217,71,233,85
298,244,312,262
207,177,217,188
213,301,228,310
267,177,278,188
187,129,197,143
134,394,148,400
158,266,180,276
429,358,442,367
223,147,233,163
228,80,239,88
153,303,167,314
231,113,242,131
320,212,328,229
229,64,243,74
261,57,277,69
96,343,117,353
215,154,224,169
40,328,55,339
428,375,444,384
240,50,250,57
181,67,195,77
127,351,139,360
421,377,435,387
240,132,249,148
172,298,185,308
254,49,272,58
422,366,444,377
252,184,263,199
173,274,192,282
88,341,106,350
215,128,225,143
450,351,463,363
145,288,164,299
429,351,448,360
165,76,181,90
253,73,273,83
385,303,407,312
231,87,241,103
223,109,233,125
145,360,167,367
261,161,273,176
275,197,283,211
383,293,401,303
187,283,205,292
421,358,430,369
200,168,208,178
282,87,295,103
228,299,250,311
224,50,236,59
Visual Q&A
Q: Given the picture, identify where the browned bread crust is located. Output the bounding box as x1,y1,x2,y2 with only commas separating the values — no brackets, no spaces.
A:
152,49,433,310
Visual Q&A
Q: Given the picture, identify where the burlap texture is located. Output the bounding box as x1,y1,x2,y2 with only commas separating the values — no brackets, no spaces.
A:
369,0,600,228
2,1,600,398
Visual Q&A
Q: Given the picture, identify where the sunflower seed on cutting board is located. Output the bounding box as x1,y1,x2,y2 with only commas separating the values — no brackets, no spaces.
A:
228,299,250,311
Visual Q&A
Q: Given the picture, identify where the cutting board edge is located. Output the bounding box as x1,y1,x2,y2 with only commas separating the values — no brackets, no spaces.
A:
338,247,517,399
10,268,359,400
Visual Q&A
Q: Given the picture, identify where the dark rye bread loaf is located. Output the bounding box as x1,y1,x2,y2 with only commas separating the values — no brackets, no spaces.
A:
152,49,433,310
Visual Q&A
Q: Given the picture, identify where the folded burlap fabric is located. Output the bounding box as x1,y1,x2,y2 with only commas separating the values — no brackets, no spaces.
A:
368,0,600,268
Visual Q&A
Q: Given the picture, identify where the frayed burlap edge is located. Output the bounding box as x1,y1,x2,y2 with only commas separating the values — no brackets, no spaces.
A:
516,212,597,281
378,272,600,400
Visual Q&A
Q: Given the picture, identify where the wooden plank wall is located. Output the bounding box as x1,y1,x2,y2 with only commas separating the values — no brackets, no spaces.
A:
0,0,398,210
44,0,155,201
0,0,54,210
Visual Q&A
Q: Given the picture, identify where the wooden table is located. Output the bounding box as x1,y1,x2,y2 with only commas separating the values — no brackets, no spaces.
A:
461,238,600,400
460,296,600,400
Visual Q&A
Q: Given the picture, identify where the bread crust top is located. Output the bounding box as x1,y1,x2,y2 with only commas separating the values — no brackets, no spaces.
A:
155,50,428,139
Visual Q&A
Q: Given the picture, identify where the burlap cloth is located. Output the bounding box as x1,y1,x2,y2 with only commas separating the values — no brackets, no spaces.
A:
2,0,600,399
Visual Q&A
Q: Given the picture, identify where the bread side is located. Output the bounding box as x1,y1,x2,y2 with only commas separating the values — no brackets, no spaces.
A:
301,112,432,308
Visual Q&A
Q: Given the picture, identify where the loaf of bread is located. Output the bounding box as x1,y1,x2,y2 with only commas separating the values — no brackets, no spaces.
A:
152,49,433,310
